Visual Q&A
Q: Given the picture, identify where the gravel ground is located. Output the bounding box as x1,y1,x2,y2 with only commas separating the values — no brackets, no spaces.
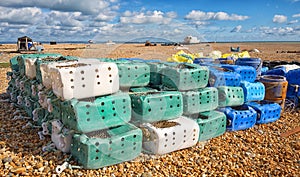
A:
0,65,300,176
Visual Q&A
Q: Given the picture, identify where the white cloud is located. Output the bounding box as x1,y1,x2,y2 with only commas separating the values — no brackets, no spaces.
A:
46,11,84,27
273,15,287,23
0,7,42,24
293,13,300,18
261,26,294,35
120,10,175,24
288,20,298,24
231,25,242,32
185,10,249,21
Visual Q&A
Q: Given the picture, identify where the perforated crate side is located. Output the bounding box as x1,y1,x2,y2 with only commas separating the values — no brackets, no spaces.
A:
208,67,241,87
240,81,265,102
286,68,300,85
219,105,257,131
221,65,256,83
116,62,150,88
193,111,226,141
142,116,199,155
161,63,209,91
61,92,131,133
182,87,218,115
71,123,142,169
50,61,119,100
218,86,244,107
147,62,167,87
129,87,158,93
130,91,183,123
247,101,281,124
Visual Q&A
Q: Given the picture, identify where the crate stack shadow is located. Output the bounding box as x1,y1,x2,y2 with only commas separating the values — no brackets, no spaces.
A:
5,54,296,170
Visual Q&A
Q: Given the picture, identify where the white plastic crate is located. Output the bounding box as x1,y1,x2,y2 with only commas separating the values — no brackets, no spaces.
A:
50,59,119,100
25,58,37,79
142,116,199,155
51,120,73,153
274,64,300,72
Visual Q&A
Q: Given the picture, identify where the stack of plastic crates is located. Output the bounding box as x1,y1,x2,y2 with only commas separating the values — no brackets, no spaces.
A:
6,55,143,169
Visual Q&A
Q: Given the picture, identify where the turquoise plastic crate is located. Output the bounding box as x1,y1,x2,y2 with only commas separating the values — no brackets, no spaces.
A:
71,123,142,169
191,111,226,141
130,91,183,123
218,86,244,107
129,87,158,93
182,87,219,115
147,62,167,87
240,81,265,102
161,63,209,91
115,61,150,88
61,92,131,133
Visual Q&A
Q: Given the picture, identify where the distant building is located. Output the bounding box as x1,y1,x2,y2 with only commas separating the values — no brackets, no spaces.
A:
17,36,36,51
183,36,200,44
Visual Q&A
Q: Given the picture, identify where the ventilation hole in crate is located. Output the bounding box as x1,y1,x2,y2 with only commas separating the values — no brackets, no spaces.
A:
160,107,163,110
164,144,167,147
108,67,111,71
71,86,74,89
86,112,90,115
173,137,175,140
102,116,105,120
133,135,137,138
133,147,136,150
82,84,85,88
70,79,74,82
184,135,186,138
112,107,115,111
165,139,168,142
80,70,84,74
113,113,116,117
144,75,147,77
148,108,151,112
107,154,111,157
95,69,99,72
109,80,112,83
86,104,90,108
164,133,168,137
123,106,126,109
109,140,112,144
81,77,84,80
87,118,90,122
95,157,99,160
112,101,115,104
170,105,173,108
177,104,180,107
123,99,126,103
96,149,99,153
172,142,175,146
101,109,104,113
69,71,73,74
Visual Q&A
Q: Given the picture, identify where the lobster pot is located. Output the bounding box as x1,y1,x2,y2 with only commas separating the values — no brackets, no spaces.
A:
259,75,288,109
286,68,300,85
50,60,119,100
61,92,131,133
247,101,281,124
193,58,214,64
130,91,183,123
115,61,150,88
208,66,241,87
235,58,262,77
263,64,300,77
240,81,265,102
220,64,256,83
191,111,226,141
219,105,257,131
51,120,73,153
182,87,218,115
129,87,158,93
71,123,142,169
216,58,234,65
286,85,300,107
9,56,19,72
18,54,62,77
217,86,244,107
147,62,167,87
141,116,199,155
161,63,209,91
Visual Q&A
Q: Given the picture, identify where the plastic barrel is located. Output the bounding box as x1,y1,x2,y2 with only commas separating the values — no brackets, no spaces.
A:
235,58,262,77
259,75,288,110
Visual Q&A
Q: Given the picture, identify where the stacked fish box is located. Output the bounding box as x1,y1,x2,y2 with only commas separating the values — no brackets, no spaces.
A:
6,55,143,169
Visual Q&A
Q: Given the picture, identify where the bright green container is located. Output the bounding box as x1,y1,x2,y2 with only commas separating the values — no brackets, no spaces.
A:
130,91,183,123
114,61,150,88
182,87,219,115
61,92,131,133
147,62,167,87
218,86,244,107
71,123,142,169
192,111,226,141
161,63,209,91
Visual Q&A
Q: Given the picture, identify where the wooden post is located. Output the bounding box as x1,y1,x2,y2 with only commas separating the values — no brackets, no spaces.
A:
26,37,28,50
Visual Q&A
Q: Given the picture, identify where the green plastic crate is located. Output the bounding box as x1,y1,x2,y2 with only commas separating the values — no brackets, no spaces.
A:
192,111,226,141
182,87,219,115
61,92,131,133
9,56,19,71
129,87,158,93
147,62,167,87
115,61,150,88
71,123,142,169
218,86,244,107
161,63,209,91
130,91,183,123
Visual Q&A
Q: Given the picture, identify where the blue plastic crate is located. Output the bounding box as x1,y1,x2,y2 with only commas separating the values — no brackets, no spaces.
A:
208,66,241,87
193,58,214,64
247,101,281,124
235,58,262,77
220,64,256,83
286,68,300,85
219,105,257,131
240,81,265,102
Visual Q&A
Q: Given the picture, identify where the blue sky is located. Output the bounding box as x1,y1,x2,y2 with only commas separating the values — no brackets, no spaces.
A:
0,0,299,42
